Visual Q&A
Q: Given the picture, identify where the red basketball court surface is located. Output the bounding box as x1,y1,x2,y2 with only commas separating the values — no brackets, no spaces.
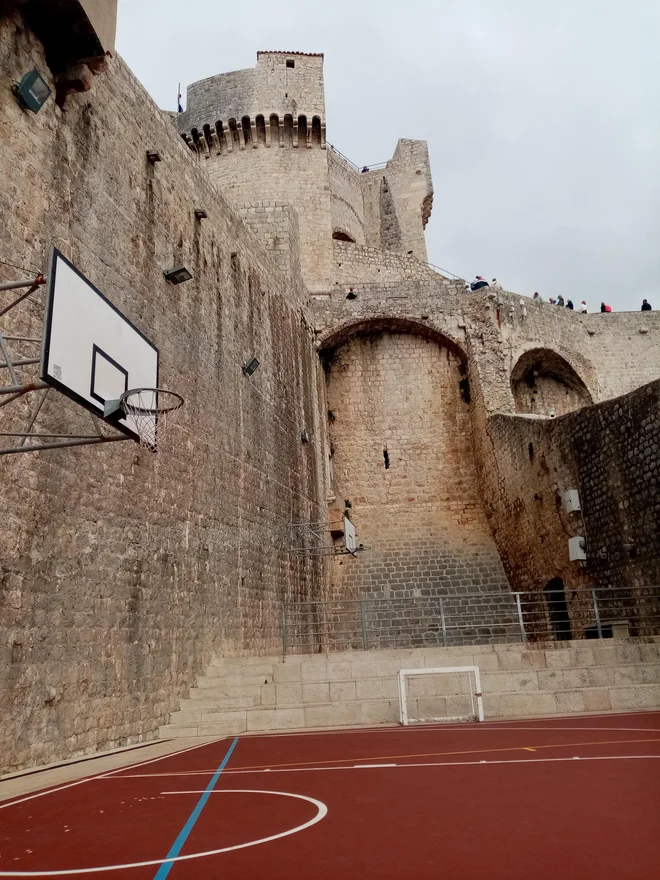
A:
1,712,659,879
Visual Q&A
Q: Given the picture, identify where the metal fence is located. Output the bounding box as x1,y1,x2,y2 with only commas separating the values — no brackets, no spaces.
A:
281,586,660,655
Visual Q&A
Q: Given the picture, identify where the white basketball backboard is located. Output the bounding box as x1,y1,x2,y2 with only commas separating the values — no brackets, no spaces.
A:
40,248,158,441
344,515,357,555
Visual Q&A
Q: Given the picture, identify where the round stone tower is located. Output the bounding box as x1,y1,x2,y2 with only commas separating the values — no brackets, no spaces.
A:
178,51,333,292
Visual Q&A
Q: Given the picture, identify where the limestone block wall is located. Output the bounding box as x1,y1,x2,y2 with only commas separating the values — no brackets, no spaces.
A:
0,15,327,772
324,330,511,608
361,139,433,261
478,380,660,601
327,149,366,245
179,51,325,132
198,145,334,292
331,242,441,286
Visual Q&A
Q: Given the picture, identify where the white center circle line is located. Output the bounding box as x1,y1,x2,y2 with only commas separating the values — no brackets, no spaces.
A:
0,790,327,877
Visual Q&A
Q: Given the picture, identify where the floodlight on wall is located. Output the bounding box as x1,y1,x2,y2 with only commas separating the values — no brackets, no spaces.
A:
163,266,193,284
12,69,51,113
563,489,581,514
194,208,208,220
242,357,260,376
147,151,162,164
568,535,587,562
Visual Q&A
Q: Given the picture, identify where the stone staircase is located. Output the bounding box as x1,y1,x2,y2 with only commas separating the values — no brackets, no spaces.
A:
158,639,660,738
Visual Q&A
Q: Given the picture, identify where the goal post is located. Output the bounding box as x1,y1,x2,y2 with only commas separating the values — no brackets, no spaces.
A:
398,666,484,725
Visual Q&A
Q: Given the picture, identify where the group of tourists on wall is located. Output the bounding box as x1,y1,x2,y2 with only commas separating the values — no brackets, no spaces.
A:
466,277,652,313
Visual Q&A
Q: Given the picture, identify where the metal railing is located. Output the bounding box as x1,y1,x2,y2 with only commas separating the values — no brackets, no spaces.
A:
280,587,660,655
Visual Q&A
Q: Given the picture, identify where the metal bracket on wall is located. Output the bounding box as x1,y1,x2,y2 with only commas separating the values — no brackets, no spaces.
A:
0,275,131,454
288,521,367,556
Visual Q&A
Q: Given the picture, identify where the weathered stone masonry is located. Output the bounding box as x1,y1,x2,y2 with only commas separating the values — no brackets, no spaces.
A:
0,15,327,772
1,16,660,772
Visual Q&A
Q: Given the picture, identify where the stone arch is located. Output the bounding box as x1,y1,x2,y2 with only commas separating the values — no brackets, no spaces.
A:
321,315,510,612
332,229,356,243
269,114,280,146
311,115,322,146
283,114,294,146
298,114,308,141
255,115,266,145
241,116,252,146
214,120,226,152
510,348,593,417
319,316,467,365
228,118,240,148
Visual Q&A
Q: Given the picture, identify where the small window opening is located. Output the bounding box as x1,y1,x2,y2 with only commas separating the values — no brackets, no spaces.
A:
286,59,295,68
383,448,390,469
528,442,534,462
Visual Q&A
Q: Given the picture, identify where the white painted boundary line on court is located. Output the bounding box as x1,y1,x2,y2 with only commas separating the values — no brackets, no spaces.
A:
0,739,226,811
234,710,660,741
398,666,484,725
157,754,660,779
0,791,327,877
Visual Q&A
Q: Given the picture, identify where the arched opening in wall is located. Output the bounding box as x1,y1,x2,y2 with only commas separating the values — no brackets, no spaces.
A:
228,118,240,148
283,114,293,146
545,578,572,641
511,349,593,417
241,116,252,146
270,114,280,145
332,230,356,243
215,121,227,152
190,127,201,151
202,124,212,150
311,116,322,146
320,319,508,610
298,114,308,142
255,115,266,146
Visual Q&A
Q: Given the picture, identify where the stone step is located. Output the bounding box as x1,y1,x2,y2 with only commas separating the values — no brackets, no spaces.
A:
160,682,660,739
193,679,266,694
203,664,276,680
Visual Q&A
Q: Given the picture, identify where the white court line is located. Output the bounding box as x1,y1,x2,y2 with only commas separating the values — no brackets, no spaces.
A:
155,754,660,781
0,739,227,811
353,764,397,768
240,710,660,740
0,790,327,877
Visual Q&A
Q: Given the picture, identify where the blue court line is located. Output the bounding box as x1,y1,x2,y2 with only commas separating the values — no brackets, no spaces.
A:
153,736,239,880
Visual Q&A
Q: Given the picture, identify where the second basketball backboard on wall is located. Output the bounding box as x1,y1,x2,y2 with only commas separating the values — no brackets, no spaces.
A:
344,516,357,555
41,248,159,441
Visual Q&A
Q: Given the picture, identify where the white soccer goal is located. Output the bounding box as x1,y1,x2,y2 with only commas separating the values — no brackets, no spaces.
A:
397,666,484,725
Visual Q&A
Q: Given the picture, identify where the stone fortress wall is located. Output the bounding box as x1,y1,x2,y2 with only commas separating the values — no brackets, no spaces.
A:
0,9,659,773
0,15,328,772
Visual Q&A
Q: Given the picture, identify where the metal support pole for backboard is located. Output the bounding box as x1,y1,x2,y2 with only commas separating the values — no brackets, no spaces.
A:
281,605,288,658
19,387,49,446
360,600,369,650
592,589,604,639
515,593,527,641
0,277,45,318
0,435,131,455
0,331,18,385
439,597,448,646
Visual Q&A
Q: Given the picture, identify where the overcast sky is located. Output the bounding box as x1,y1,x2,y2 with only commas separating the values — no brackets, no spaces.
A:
117,0,660,312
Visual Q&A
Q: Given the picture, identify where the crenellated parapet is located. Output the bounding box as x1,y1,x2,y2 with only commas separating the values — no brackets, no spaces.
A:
180,111,326,156
177,51,326,156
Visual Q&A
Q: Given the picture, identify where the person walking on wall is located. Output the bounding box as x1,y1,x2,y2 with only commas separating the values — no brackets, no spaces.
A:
641,299,652,311
578,301,588,313
471,276,489,291
601,302,612,312
557,295,565,306
566,300,574,310
492,278,502,289
533,292,540,300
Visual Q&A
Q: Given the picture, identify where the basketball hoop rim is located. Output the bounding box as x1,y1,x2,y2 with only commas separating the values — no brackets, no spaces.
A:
120,387,184,416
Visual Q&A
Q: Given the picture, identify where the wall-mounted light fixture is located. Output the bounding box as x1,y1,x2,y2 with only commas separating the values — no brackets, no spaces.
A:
301,429,310,444
163,266,192,284
13,69,51,113
146,151,162,164
242,357,260,376
194,208,208,220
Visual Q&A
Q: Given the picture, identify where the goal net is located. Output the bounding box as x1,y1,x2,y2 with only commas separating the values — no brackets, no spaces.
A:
397,666,484,725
